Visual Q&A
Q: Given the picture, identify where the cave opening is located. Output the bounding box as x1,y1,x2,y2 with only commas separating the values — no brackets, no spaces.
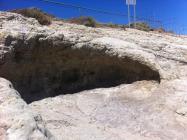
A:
0,39,160,103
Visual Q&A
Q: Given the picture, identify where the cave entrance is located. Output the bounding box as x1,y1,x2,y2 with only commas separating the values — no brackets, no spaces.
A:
0,42,160,103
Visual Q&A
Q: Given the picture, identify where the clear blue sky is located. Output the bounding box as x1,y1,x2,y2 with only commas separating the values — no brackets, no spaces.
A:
0,0,187,34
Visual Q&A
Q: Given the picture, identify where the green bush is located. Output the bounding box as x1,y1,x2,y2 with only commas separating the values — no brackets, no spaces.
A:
69,16,97,27
11,8,52,25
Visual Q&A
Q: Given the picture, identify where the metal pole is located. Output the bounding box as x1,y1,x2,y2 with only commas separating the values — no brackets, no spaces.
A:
134,4,136,28
128,4,131,28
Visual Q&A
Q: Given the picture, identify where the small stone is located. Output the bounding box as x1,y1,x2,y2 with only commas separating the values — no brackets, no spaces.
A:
176,108,187,116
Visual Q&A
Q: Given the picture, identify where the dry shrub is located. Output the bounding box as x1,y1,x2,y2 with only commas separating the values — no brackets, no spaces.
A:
154,28,166,33
11,8,52,25
68,16,97,27
131,22,152,31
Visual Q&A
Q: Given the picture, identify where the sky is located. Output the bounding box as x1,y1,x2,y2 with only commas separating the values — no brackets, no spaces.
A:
0,0,187,34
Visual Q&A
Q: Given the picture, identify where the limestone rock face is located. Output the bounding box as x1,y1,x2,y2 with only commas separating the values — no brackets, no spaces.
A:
30,79,187,140
0,11,187,140
0,78,54,140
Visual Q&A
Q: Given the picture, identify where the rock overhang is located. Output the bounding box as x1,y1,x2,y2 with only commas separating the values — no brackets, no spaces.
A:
0,34,160,103
1,11,187,89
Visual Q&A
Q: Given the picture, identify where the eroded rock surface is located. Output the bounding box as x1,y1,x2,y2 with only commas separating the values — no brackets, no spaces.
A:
30,79,187,140
0,11,187,140
0,78,54,140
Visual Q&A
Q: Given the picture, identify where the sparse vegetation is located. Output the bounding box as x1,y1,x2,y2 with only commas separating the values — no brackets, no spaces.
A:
130,22,153,31
11,8,52,25
154,27,166,33
10,8,170,33
68,16,97,27
98,22,127,29
105,22,122,28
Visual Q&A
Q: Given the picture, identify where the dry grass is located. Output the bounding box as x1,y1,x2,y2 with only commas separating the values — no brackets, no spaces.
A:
11,8,52,25
68,16,97,27
131,22,153,32
10,8,169,33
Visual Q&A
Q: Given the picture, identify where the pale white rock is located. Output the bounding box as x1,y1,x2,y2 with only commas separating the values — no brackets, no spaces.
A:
0,78,54,140
30,79,187,140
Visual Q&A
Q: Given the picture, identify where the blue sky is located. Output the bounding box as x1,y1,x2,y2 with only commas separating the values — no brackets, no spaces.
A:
0,0,187,34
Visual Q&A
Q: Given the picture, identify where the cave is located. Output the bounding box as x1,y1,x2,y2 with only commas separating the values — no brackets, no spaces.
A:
0,37,160,103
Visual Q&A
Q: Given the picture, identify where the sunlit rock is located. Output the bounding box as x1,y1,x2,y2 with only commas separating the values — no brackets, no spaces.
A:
1,11,187,140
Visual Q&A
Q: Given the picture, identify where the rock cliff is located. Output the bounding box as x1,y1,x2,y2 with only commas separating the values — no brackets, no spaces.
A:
1,11,187,140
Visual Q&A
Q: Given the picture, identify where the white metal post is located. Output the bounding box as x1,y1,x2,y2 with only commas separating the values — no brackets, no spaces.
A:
128,4,131,28
134,4,136,28
126,0,136,28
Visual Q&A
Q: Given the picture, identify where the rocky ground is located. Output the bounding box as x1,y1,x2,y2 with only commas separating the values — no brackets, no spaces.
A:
0,11,187,140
